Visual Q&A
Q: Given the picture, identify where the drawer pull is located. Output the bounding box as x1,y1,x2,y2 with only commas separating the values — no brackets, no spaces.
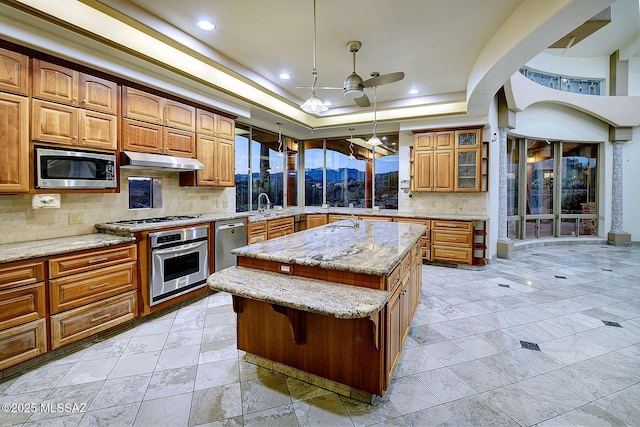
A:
90,313,111,323
89,282,109,290
446,253,455,257
88,257,109,264
447,237,457,240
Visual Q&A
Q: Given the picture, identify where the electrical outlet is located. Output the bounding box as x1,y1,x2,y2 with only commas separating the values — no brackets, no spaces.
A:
68,212,84,225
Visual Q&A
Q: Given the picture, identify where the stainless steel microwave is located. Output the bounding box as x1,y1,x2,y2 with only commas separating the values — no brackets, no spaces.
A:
35,146,117,189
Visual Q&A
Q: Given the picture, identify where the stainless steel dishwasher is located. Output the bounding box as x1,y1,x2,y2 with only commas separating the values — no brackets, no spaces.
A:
214,219,247,271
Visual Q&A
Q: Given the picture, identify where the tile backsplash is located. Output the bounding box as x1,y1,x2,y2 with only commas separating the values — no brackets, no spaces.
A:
398,190,489,216
0,170,235,244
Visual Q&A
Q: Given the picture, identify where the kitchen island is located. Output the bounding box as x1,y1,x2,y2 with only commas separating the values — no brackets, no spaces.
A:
207,220,426,400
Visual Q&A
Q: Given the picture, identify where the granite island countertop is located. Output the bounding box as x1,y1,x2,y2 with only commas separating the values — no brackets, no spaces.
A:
0,234,136,264
207,266,389,319
232,220,426,276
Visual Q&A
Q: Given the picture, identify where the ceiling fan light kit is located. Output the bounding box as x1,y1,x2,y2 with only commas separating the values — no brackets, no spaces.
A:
300,94,328,113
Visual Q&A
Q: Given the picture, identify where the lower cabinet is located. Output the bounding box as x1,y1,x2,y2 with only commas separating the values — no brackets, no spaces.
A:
431,220,474,264
305,214,327,229
50,291,137,349
0,259,47,370
248,221,267,244
267,217,294,240
48,244,138,350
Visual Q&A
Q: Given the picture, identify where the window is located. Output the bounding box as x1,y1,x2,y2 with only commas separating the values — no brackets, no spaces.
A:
506,137,599,239
326,140,367,207
375,154,399,209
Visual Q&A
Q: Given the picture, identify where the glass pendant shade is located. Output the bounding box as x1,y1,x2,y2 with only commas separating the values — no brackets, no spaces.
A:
368,135,382,146
300,95,328,113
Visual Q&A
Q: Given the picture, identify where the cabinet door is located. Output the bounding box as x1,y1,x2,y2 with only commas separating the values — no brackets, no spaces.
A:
455,128,481,149
385,287,402,384
32,59,79,106
216,115,235,139
455,149,480,191
0,48,29,96
79,110,117,150
306,214,327,229
32,99,78,145
433,150,454,191
413,150,432,191
434,131,454,149
79,73,118,114
122,87,163,124
163,128,195,157
414,132,433,150
194,134,217,186
0,282,46,330
215,137,235,186
0,93,29,193
121,118,163,153
196,108,216,135
164,100,195,131
0,318,47,370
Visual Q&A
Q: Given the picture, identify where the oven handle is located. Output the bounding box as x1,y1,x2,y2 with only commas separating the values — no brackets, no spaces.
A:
152,240,207,256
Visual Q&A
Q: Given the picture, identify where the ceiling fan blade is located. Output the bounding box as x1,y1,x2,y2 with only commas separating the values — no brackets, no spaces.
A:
362,71,405,87
354,94,370,107
294,85,343,90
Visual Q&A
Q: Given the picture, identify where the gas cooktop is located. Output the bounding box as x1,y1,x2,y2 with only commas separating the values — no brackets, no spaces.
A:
113,215,201,226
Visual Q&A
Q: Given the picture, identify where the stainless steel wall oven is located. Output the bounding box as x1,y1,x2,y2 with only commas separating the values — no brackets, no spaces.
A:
148,225,209,306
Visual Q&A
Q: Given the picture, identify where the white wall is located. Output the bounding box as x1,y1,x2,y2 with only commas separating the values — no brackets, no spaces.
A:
629,58,640,95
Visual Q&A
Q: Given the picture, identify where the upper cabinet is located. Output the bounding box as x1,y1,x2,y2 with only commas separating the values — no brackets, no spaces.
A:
32,60,117,115
411,126,485,193
31,60,118,150
0,48,29,96
196,109,234,139
121,87,196,157
0,92,29,193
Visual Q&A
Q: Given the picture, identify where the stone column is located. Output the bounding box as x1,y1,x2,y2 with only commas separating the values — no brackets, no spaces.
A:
497,127,514,258
608,129,631,245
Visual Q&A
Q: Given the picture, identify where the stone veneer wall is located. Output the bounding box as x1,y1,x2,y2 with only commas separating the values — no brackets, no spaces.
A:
0,170,235,244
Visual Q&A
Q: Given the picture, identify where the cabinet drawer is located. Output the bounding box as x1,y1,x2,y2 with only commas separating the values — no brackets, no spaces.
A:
248,221,267,234
432,230,473,247
0,260,45,291
248,234,267,244
50,291,137,349
267,216,294,230
50,262,137,314
49,244,136,278
432,220,473,231
0,282,46,330
432,246,472,264
0,318,47,370
328,214,352,223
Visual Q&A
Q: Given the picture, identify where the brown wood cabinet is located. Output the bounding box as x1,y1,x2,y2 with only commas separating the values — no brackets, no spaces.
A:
48,244,138,349
248,221,267,244
32,60,117,114
50,291,137,349
267,216,294,240
412,127,483,193
0,48,29,96
0,259,47,370
0,92,29,193
196,108,234,139
179,134,234,187
431,220,474,264
305,214,327,229
32,99,117,150
122,87,197,157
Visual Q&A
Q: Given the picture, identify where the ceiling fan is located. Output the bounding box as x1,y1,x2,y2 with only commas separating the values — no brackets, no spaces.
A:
343,41,404,107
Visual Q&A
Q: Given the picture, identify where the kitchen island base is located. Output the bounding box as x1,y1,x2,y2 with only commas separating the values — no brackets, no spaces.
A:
243,352,377,404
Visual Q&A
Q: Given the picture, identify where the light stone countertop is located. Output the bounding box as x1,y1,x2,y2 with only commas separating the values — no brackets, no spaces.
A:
233,220,427,276
0,234,136,264
207,266,389,319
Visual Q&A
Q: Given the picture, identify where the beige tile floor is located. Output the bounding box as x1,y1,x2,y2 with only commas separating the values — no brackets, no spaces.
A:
1,243,639,426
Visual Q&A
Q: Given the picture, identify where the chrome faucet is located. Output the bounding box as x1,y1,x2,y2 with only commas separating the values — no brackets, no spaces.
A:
257,192,271,213
348,210,360,228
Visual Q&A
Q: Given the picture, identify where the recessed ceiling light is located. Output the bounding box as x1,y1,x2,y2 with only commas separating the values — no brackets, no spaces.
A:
408,88,419,95
279,73,291,80
197,20,216,31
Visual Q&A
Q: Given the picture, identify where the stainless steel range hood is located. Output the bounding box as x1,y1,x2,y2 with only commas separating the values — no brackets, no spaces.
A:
121,151,204,171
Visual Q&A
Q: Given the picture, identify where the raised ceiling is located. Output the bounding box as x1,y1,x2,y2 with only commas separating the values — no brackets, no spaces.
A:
2,0,638,139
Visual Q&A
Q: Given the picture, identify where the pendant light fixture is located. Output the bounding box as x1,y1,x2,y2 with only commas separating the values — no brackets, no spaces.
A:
368,86,382,146
347,128,356,160
276,122,285,157
300,0,328,114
